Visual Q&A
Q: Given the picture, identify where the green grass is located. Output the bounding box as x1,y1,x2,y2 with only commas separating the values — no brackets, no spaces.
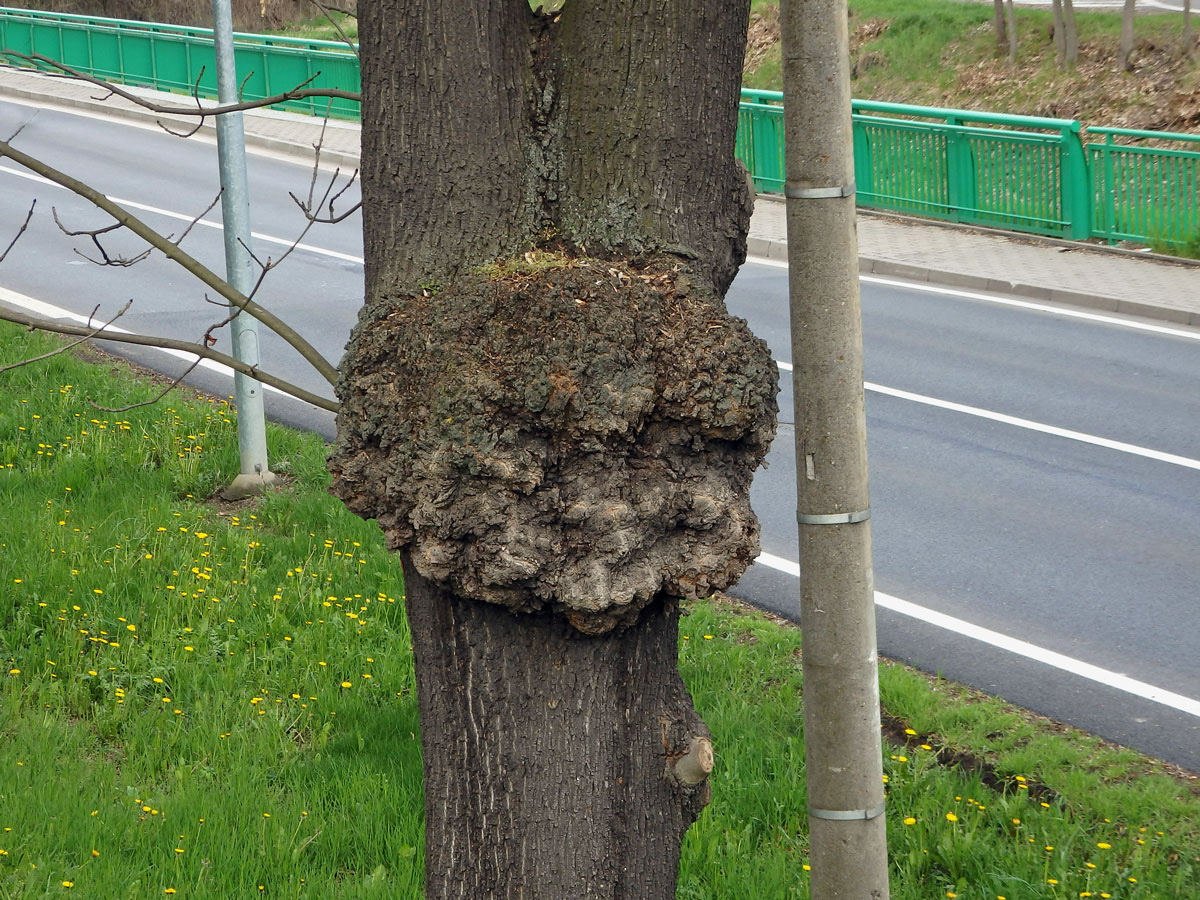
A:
745,0,1200,129
2,324,1198,898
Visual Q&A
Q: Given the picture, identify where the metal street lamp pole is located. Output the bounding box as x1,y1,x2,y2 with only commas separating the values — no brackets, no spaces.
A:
211,0,277,499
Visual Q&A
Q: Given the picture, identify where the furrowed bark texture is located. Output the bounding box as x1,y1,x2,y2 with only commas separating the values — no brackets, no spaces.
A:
333,3,774,897
404,559,711,899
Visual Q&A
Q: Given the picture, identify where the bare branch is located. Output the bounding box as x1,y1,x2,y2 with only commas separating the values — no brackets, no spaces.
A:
0,137,340,386
291,127,362,225
89,356,203,413
309,0,360,59
0,200,36,265
52,207,152,267
168,191,223,247
156,67,209,139
0,305,340,413
0,299,131,373
3,52,361,116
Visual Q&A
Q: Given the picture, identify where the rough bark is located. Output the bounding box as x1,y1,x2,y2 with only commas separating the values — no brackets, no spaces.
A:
332,2,775,897
331,259,777,635
404,560,711,899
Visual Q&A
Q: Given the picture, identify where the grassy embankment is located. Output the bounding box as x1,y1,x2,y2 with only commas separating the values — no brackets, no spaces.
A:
2,327,1199,899
745,0,1200,132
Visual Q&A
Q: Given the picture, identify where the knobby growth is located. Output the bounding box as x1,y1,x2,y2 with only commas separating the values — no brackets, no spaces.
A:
327,2,777,896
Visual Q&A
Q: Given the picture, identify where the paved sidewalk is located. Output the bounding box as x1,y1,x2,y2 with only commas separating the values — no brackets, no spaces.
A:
3,65,1198,326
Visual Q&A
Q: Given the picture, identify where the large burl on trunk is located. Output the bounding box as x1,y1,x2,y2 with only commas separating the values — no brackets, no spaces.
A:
328,2,777,897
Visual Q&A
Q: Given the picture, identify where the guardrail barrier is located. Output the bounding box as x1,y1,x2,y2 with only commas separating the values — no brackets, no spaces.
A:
3,6,1198,250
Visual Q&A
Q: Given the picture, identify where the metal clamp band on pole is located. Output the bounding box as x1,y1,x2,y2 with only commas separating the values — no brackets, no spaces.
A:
809,800,887,821
797,508,871,526
784,182,857,199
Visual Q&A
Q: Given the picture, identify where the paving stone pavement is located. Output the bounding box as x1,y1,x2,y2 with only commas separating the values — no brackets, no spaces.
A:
3,64,1198,326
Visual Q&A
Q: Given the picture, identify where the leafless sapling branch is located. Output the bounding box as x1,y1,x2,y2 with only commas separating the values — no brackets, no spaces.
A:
0,137,340,387
0,300,131,374
87,355,204,413
156,67,209,139
3,52,361,117
168,191,223,247
52,208,152,267
0,200,36,265
309,0,360,59
0,305,339,413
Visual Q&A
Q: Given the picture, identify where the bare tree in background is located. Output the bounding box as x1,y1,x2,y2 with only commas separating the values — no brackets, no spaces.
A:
1122,0,1139,69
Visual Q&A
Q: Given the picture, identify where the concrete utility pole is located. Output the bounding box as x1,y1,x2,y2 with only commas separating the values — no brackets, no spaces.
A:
211,0,278,499
779,0,891,896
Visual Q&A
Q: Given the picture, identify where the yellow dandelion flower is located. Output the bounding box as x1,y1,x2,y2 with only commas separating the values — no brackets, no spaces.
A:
902,817,917,826
945,813,958,823
341,681,352,688
1096,842,1112,850
165,890,177,895
62,882,74,888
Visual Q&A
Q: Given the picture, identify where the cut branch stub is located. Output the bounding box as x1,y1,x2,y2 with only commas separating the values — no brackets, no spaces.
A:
329,255,778,633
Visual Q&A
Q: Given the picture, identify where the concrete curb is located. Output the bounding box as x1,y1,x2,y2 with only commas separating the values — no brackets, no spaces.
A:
746,234,1200,328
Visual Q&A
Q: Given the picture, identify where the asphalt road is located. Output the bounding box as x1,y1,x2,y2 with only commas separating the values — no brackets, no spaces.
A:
2,99,1198,772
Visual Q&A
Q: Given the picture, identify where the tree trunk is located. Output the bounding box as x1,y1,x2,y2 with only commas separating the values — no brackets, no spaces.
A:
404,560,711,899
333,2,778,897
1062,0,1079,65
1051,0,1067,63
992,0,1008,49
1185,0,1193,58
1122,0,1138,70
1006,0,1019,63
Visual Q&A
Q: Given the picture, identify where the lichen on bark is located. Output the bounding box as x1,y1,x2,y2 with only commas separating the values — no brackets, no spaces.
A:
329,255,777,634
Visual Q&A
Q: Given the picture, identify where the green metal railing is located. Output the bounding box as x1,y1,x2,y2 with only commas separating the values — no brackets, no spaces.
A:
1088,127,1200,249
3,6,1198,248
738,90,1094,240
0,5,359,118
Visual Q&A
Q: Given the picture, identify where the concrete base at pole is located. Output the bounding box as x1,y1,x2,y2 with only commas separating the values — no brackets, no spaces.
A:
220,470,282,501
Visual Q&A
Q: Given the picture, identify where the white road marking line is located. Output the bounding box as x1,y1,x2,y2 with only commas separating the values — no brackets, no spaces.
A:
753,551,1200,718
868,381,1200,471
0,285,297,400
745,256,1200,343
774,359,1200,471
0,163,364,265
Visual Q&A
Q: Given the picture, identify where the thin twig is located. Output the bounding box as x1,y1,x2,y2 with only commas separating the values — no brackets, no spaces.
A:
89,356,203,412
157,67,208,139
0,305,340,413
53,207,153,267
0,137,340,386
168,191,223,247
0,300,131,373
0,200,36,265
309,0,359,58
3,52,361,116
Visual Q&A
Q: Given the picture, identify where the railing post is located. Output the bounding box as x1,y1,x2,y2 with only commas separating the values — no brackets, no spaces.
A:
1061,122,1091,240
944,115,977,223
851,112,873,209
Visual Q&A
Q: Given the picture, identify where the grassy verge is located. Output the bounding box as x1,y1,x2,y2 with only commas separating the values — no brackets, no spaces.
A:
746,0,1200,130
1,324,1197,899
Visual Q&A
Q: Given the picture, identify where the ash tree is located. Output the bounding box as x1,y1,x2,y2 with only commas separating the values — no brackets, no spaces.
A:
2,1,779,895
327,1,777,896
